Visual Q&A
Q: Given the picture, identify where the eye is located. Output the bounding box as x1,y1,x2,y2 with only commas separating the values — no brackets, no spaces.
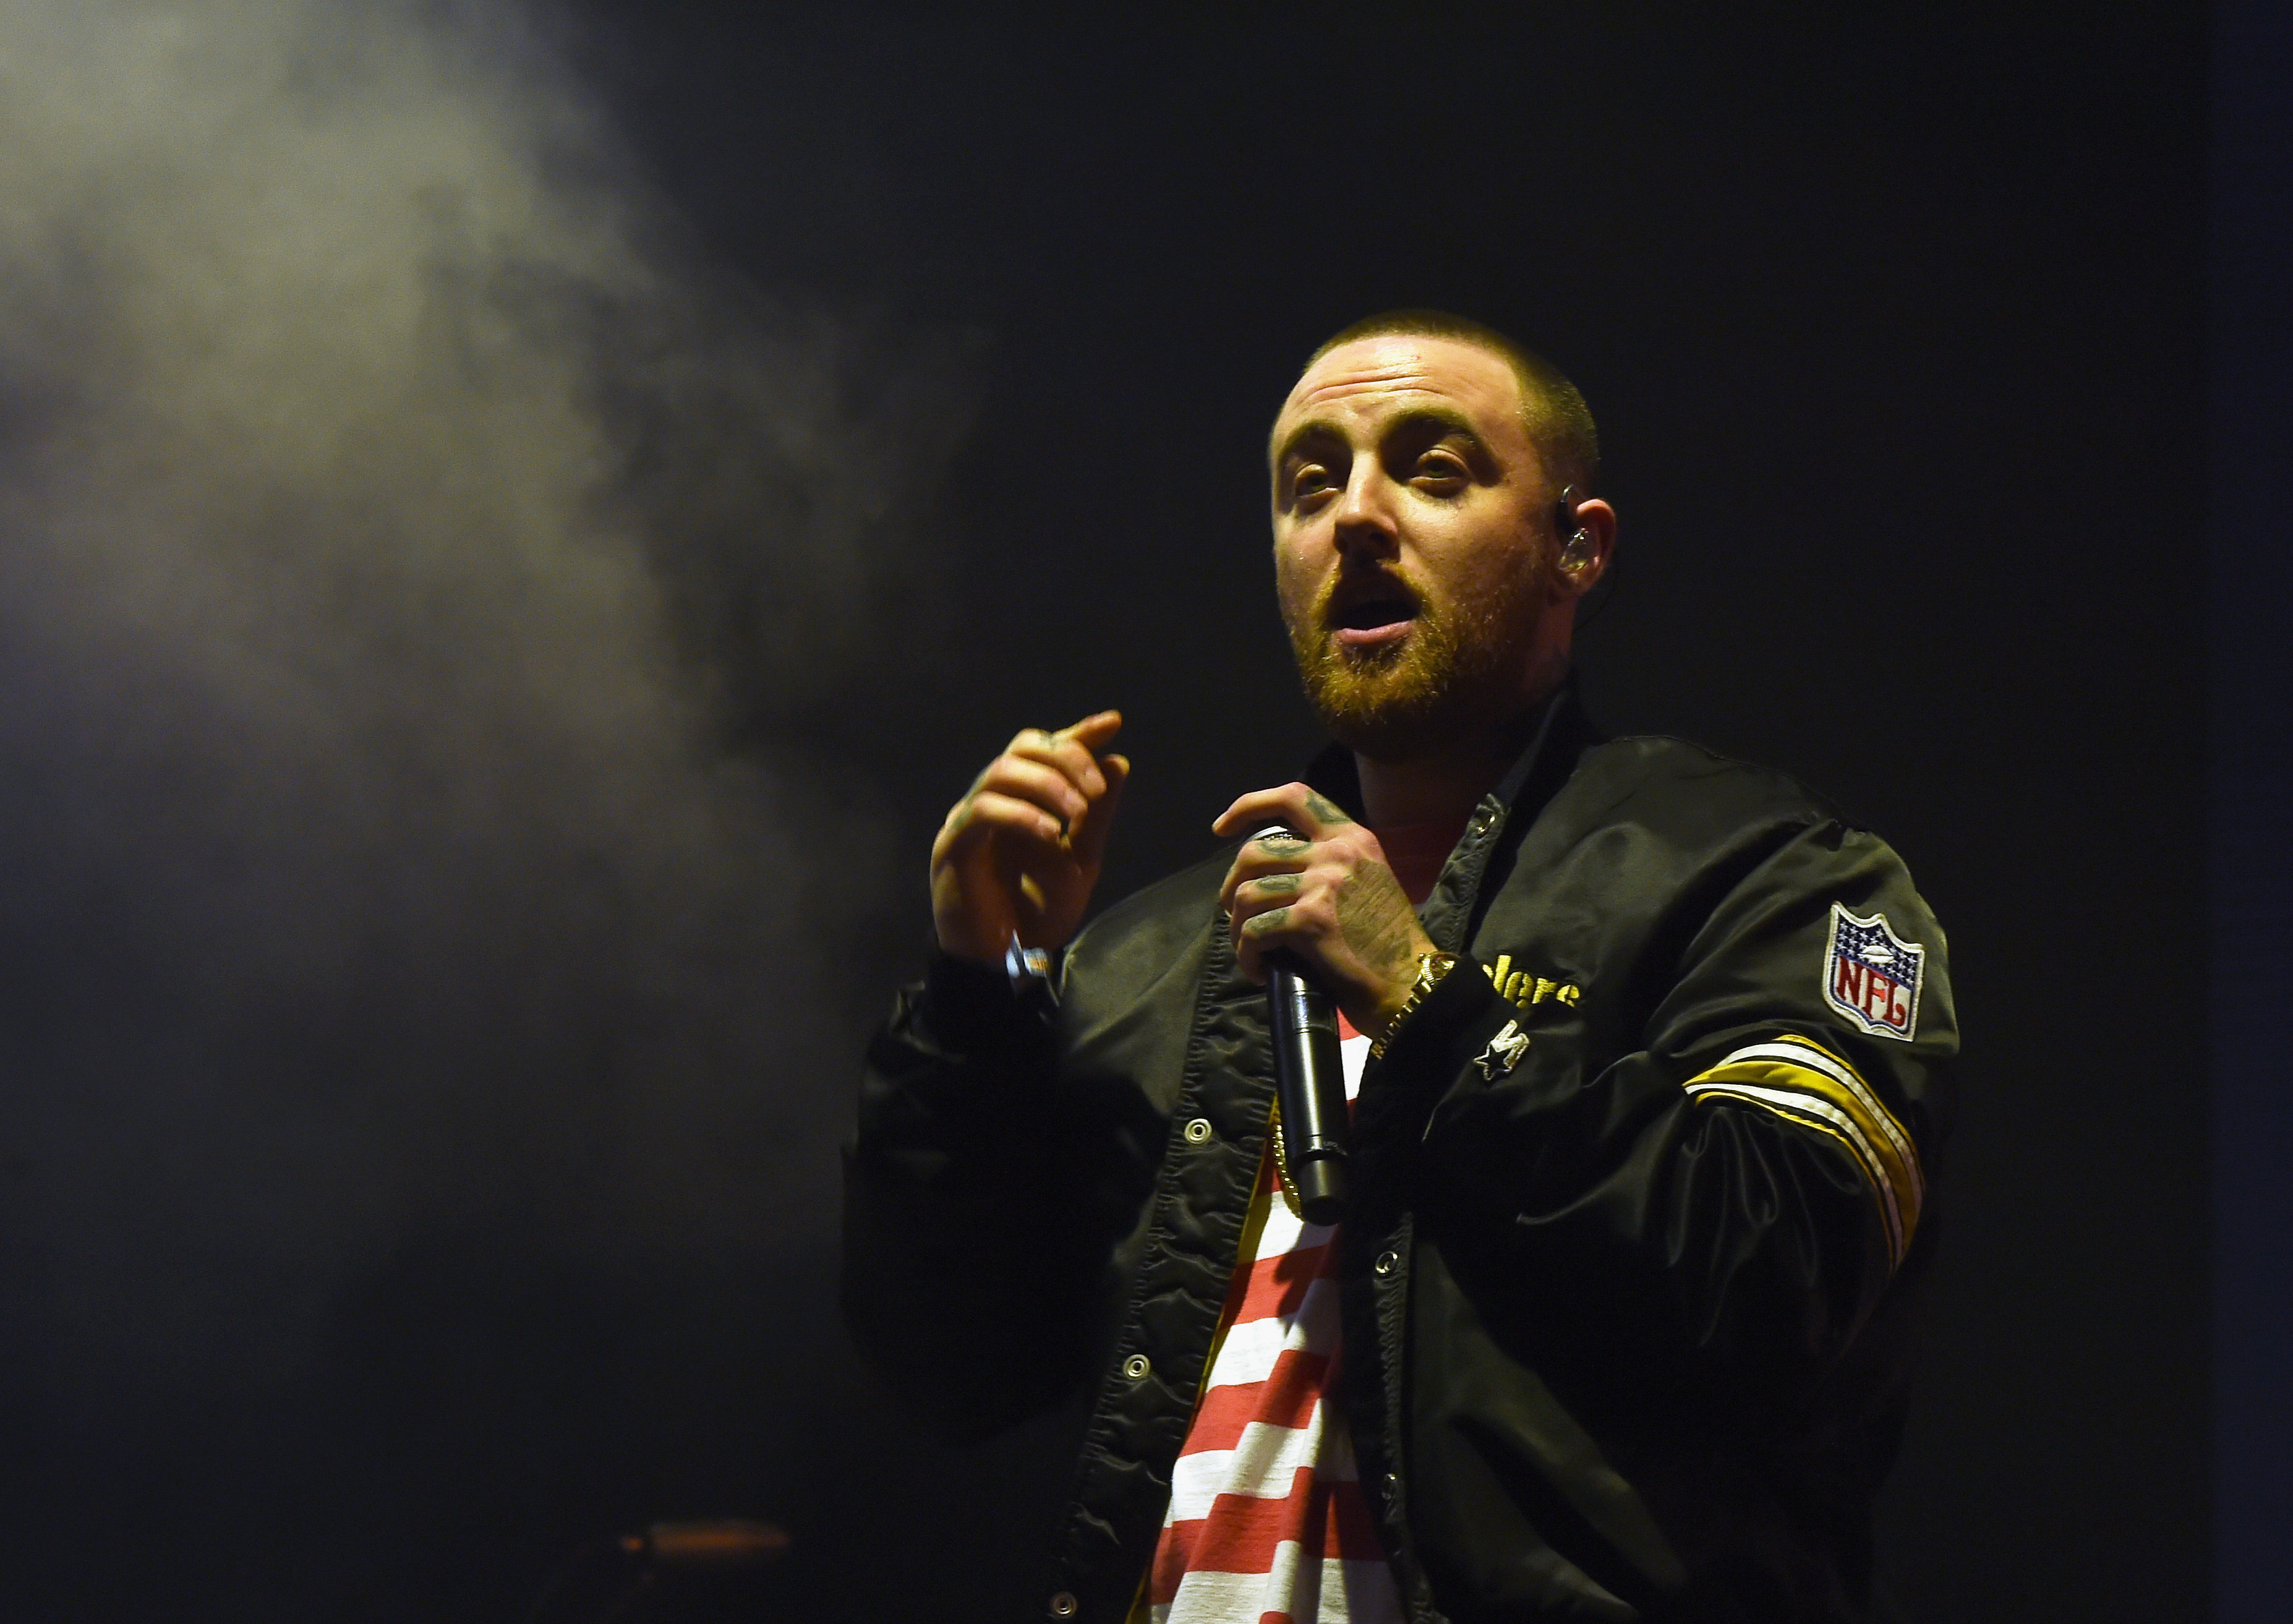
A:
1289,463,1338,505
1414,450,1470,491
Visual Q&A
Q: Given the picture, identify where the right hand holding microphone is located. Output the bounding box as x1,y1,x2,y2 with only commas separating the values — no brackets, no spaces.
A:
1212,782,1434,1044
932,710,1130,963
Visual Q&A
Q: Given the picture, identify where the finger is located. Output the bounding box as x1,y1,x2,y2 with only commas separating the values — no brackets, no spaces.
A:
1236,873,1306,914
1211,781,1353,841
1211,783,1313,841
1238,827,1313,867
938,789,1067,860
1067,752,1130,868
1017,710,1122,792
1055,709,1124,753
1231,903,1299,982
1238,902,1301,941
1008,726,1111,803
1217,828,1310,911
973,756,1091,830
1218,837,1311,924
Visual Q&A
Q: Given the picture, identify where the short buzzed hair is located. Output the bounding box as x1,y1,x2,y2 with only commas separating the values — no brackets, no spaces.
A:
1303,309,1600,497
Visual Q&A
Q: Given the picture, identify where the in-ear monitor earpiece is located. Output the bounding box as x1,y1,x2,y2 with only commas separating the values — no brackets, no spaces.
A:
1554,482,1594,572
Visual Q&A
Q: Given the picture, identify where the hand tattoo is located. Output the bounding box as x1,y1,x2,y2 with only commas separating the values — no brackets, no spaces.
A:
1241,906,1292,937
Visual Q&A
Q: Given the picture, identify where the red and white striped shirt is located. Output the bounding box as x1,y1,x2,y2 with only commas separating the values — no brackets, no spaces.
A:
1141,1016,1402,1624
1137,815,1460,1624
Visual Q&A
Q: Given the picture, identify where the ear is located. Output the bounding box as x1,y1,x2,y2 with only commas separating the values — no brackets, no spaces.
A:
1556,497,1617,598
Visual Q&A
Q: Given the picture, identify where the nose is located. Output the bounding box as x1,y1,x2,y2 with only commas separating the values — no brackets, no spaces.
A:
1331,460,1399,562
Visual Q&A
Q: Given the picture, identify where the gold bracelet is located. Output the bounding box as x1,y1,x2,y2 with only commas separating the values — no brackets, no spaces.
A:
1370,952,1457,1059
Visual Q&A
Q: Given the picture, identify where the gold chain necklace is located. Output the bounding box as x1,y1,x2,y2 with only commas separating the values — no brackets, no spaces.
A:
1266,1101,1303,1221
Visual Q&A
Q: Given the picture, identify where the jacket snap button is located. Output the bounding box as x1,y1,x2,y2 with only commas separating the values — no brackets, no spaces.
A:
1049,1592,1079,1618
1183,1117,1213,1145
1373,1249,1400,1276
1122,1354,1152,1381
1383,1471,1400,1500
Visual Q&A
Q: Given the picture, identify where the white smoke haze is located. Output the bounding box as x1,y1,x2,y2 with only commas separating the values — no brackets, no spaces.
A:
0,0,960,1612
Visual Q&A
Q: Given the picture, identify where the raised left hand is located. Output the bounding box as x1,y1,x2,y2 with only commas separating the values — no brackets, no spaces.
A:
1212,783,1437,1041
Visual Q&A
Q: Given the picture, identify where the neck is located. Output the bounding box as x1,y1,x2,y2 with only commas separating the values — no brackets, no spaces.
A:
1354,743,1514,828
1350,666,1568,828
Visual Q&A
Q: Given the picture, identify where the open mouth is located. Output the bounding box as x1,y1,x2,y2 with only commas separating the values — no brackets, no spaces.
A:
1323,575,1421,648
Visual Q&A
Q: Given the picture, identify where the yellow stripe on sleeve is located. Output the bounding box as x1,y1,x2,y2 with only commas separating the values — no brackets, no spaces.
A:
1681,1036,1925,1265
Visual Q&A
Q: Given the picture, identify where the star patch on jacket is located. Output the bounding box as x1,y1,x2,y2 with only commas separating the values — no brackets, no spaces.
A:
1473,1019,1531,1080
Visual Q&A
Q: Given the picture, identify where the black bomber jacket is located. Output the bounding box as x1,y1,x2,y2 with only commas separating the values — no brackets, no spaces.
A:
844,688,1957,1623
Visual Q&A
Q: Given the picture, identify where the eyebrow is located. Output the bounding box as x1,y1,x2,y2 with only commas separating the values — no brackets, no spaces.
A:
1268,405,1490,472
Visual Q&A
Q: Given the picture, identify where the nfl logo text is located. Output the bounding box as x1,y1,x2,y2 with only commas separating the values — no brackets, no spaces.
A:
1822,903,1924,1041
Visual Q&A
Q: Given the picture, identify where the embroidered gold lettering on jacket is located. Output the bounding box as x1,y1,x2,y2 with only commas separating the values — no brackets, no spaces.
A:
1481,953,1581,1010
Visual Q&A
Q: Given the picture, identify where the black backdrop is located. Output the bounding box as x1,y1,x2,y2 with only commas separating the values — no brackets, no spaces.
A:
0,4,2232,1621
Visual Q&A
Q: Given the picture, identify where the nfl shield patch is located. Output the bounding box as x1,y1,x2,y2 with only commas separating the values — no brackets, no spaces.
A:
1823,903,1925,1041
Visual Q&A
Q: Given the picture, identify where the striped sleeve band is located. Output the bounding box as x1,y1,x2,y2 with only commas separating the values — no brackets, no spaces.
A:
1681,1035,1925,1266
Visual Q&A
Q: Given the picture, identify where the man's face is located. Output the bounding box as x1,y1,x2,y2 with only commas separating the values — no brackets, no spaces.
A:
1269,334,1568,762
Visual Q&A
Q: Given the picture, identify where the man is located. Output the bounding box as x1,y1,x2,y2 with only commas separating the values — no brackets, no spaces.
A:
844,311,1955,1623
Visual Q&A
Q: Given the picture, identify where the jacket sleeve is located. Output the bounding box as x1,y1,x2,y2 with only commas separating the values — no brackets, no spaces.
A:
1355,817,1956,1373
841,950,1124,1442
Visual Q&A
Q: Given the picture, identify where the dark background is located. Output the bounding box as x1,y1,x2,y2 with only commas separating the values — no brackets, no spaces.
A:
2210,2,2291,1621
2,2,2273,1621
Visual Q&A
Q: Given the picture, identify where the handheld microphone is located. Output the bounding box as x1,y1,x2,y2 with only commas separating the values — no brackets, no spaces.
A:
1256,827,1350,1225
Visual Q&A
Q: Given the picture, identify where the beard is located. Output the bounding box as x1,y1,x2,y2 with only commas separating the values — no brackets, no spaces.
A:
1288,562,1549,762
